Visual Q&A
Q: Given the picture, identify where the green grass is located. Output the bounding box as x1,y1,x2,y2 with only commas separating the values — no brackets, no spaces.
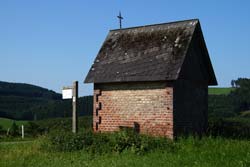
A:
241,111,250,118
208,87,235,95
0,137,249,167
0,117,28,130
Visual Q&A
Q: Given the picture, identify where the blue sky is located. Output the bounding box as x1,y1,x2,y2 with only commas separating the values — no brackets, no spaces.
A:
0,0,250,96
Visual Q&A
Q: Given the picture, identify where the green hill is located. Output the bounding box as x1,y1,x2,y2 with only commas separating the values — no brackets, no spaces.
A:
208,87,235,95
0,82,235,120
0,81,61,99
0,117,28,130
0,81,92,120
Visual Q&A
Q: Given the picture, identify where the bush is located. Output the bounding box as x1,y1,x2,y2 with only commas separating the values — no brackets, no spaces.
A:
140,135,176,153
46,131,86,152
208,95,236,118
208,118,250,139
0,125,5,136
9,121,19,137
35,116,93,134
25,122,45,137
112,128,141,153
42,129,175,155
87,133,112,154
43,131,112,153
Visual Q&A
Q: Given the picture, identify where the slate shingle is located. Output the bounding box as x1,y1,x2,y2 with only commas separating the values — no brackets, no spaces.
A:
84,19,214,84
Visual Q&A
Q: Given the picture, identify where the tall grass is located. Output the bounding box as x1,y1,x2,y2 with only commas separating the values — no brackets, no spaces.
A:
0,136,249,167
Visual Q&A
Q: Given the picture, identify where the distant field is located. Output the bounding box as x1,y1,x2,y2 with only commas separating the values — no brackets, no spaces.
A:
0,116,92,132
0,118,28,130
208,87,235,95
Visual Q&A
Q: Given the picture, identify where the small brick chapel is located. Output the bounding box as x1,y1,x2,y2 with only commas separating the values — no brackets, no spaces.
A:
84,19,217,139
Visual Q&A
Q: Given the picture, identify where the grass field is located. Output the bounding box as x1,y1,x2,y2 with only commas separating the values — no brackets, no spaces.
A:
0,137,249,167
0,117,28,130
208,87,235,95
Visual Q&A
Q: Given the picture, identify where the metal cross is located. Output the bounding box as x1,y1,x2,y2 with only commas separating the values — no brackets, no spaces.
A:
117,11,123,29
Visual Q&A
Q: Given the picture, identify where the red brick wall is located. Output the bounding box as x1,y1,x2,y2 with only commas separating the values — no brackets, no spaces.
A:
93,82,174,139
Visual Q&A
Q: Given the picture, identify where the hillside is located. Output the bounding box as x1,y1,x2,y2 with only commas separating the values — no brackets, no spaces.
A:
0,117,28,130
0,81,61,99
0,81,92,120
0,81,239,121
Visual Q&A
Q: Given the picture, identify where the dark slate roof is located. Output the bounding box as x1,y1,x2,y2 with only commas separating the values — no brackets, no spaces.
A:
84,19,216,85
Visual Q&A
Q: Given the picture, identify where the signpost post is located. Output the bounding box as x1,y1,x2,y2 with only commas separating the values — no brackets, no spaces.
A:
21,125,24,139
62,81,78,133
72,81,78,133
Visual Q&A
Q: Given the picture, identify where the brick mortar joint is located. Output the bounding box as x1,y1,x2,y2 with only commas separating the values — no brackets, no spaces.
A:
95,89,102,127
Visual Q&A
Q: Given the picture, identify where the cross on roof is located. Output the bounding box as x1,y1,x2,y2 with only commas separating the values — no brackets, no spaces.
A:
117,11,123,29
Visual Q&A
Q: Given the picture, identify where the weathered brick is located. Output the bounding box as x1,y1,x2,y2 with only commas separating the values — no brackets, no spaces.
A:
93,82,174,138
92,79,208,139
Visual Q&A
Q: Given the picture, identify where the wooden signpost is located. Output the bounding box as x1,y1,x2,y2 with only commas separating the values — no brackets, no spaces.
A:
62,81,78,133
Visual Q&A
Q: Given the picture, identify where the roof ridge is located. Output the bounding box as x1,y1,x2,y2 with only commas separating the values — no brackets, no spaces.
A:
110,18,199,32
84,18,207,84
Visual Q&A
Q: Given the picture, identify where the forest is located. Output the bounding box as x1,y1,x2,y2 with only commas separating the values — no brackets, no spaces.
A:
0,78,250,122
208,78,250,118
0,81,92,120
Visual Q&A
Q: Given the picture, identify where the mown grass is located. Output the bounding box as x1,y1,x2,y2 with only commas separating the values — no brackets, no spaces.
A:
0,117,28,130
0,137,249,167
208,87,235,95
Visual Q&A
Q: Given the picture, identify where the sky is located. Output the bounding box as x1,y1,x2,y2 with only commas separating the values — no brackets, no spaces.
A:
0,0,250,96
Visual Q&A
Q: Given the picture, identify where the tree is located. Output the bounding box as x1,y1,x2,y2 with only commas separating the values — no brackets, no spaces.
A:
0,125,5,138
26,122,43,137
9,121,19,137
231,80,235,88
0,125,4,134
229,78,250,112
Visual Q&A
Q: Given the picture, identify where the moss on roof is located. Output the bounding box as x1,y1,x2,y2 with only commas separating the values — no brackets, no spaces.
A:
84,19,215,84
